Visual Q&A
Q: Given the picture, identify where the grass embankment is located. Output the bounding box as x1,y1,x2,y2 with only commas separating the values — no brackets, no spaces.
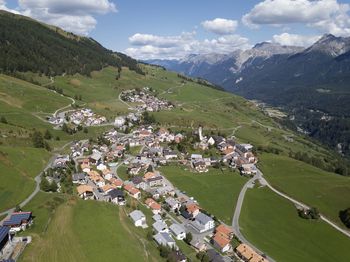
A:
20,196,160,262
240,187,350,262
260,153,350,227
159,165,246,224
0,146,50,212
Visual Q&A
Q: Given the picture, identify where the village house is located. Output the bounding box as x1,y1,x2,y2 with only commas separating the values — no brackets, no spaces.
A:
165,197,180,212
212,234,231,253
163,148,178,160
77,185,94,200
236,244,269,262
108,189,126,205
101,184,116,194
153,232,176,249
215,224,234,240
72,173,86,184
152,214,163,222
153,220,168,234
88,171,105,188
190,212,215,233
181,203,200,219
89,151,102,164
129,210,146,227
124,184,141,199
110,177,123,188
131,176,147,190
3,212,33,233
170,223,186,240
146,176,164,187
240,163,258,175
145,198,162,214
102,168,113,180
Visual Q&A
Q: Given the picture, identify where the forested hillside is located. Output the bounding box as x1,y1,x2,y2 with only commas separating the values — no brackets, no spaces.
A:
0,10,142,76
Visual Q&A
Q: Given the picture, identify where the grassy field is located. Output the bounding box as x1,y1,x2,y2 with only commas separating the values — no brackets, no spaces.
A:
20,198,161,262
240,187,350,262
159,165,246,223
0,146,50,212
260,153,350,227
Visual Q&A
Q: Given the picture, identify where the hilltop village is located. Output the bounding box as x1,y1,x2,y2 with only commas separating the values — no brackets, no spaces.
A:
0,86,266,262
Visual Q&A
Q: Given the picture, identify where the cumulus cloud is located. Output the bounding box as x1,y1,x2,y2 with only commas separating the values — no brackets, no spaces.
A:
125,32,251,60
201,18,238,35
272,32,321,46
0,0,20,14
242,0,350,36
0,0,117,35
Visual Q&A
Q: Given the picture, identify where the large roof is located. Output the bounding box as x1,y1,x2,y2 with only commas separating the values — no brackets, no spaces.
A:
3,212,32,226
0,226,9,242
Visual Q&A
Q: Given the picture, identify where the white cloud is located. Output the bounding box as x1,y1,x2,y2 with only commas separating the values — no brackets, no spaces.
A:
125,32,251,60
0,0,116,35
201,18,238,35
272,32,320,46
0,0,20,14
242,0,350,36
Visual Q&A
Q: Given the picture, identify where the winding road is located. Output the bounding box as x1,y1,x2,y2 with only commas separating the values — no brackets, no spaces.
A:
232,168,350,262
0,141,73,218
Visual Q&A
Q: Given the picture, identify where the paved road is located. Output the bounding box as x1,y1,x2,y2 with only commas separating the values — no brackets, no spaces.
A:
232,173,276,262
54,96,76,117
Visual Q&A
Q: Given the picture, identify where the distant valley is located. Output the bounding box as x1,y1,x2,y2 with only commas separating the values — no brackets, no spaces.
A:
146,34,350,157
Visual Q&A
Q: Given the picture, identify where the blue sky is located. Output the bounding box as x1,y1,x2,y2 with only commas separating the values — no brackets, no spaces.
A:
2,0,350,59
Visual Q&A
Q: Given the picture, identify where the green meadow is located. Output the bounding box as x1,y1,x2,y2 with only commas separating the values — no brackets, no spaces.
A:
240,187,350,262
0,146,50,212
160,165,246,223
260,153,350,227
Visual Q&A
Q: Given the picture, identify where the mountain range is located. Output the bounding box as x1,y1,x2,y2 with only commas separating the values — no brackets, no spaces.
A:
146,35,350,155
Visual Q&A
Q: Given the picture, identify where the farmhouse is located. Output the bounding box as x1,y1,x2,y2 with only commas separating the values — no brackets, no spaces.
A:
3,212,33,232
129,210,146,227
169,223,186,240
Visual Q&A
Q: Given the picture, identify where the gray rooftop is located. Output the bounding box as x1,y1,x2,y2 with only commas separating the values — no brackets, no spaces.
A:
129,210,145,222
196,212,213,225
152,221,167,233
170,223,185,236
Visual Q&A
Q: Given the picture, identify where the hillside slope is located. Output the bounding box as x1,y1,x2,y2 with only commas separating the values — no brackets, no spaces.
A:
0,10,142,76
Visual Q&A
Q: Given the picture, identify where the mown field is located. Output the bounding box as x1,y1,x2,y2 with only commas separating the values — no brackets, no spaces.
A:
240,187,350,262
20,196,161,262
260,153,350,227
159,165,246,224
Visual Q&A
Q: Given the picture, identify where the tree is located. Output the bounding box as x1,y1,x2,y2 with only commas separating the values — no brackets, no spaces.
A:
32,131,45,148
50,180,58,192
44,129,52,140
83,127,88,134
340,208,350,228
0,116,8,124
40,177,51,192
184,232,192,244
